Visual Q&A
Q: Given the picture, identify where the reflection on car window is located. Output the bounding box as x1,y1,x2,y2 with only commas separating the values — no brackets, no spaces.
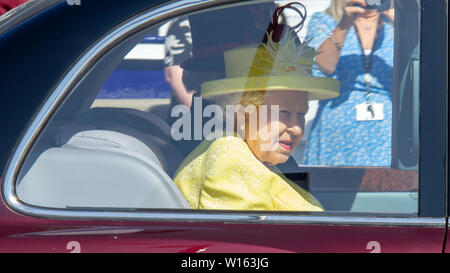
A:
16,0,420,215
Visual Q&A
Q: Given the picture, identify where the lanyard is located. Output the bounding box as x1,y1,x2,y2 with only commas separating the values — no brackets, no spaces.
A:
354,16,383,101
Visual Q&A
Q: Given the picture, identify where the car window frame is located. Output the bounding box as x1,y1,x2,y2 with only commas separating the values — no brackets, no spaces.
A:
1,0,447,227
418,0,447,218
0,0,60,35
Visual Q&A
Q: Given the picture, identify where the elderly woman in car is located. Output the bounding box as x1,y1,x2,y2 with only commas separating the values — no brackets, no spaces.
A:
173,28,340,211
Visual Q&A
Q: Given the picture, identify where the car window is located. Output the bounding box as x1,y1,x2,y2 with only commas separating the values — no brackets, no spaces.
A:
15,0,420,215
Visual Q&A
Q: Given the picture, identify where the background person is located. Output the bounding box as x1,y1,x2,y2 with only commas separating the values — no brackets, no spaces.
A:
303,0,395,166
163,16,194,126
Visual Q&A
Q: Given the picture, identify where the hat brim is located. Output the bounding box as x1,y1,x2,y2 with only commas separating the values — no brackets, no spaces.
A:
201,76,340,100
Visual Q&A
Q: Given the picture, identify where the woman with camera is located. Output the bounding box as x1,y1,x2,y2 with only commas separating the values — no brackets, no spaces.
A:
303,0,395,166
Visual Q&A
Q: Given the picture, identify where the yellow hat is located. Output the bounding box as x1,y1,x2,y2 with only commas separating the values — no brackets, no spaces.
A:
201,32,340,100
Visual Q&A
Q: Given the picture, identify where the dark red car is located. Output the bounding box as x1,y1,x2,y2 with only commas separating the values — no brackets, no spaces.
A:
0,0,448,254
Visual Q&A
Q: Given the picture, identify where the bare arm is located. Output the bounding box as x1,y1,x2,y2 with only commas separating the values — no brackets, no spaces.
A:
315,0,367,75
164,65,195,108
382,2,395,24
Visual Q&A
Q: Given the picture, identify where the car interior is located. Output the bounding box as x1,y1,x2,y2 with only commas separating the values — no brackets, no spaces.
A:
16,0,420,214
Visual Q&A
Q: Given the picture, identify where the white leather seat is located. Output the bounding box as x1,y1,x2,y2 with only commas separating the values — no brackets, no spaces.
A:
17,129,190,209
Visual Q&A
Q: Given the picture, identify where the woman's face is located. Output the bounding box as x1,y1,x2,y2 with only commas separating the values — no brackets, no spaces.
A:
245,90,308,166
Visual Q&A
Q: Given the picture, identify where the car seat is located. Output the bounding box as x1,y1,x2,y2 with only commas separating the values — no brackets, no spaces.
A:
16,124,190,209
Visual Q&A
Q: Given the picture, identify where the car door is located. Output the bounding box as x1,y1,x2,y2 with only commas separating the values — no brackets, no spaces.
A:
0,0,447,253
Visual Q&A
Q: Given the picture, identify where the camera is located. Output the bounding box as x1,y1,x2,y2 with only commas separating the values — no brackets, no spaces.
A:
353,0,391,11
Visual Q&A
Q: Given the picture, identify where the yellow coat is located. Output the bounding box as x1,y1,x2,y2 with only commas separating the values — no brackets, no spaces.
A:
174,136,323,211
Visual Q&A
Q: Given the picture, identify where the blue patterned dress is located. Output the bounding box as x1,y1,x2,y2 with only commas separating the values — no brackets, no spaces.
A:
303,12,394,166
